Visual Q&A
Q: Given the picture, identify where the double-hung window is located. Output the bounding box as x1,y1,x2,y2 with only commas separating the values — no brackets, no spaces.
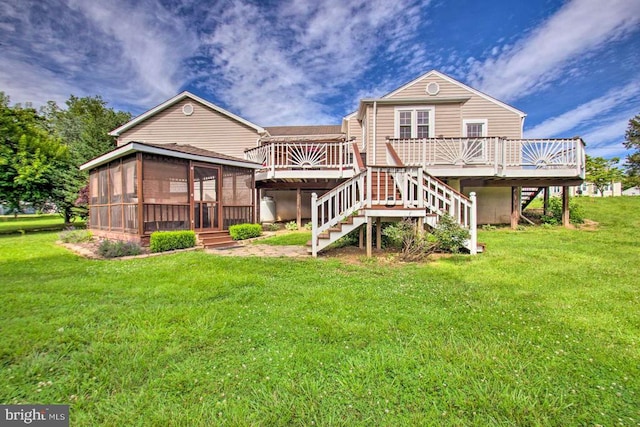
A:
395,107,434,139
462,119,488,162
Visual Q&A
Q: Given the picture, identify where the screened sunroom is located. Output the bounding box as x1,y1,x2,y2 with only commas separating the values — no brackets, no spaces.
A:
80,142,260,244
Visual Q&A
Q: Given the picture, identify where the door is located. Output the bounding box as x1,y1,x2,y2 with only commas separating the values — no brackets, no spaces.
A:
193,165,220,230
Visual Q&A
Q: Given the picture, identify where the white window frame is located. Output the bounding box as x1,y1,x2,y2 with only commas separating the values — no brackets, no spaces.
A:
394,106,435,139
462,119,488,137
462,119,488,162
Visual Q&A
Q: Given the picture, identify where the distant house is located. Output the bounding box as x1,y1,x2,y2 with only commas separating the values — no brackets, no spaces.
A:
549,181,622,197
622,186,640,196
81,70,585,256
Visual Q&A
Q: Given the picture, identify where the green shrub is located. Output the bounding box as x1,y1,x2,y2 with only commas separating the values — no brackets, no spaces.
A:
58,227,93,243
149,230,196,252
285,221,298,231
98,240,142,258
481,224,497,231
541,197,585,225
382,219,437,261
432,213,470,254
265,223,280,232
229,223,262,240
304,222,313,231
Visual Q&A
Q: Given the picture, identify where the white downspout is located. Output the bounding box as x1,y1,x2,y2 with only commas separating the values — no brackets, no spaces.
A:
372,101,377,166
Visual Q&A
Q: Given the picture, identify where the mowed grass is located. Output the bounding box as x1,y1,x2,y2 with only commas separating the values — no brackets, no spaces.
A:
0,198,638,426
0,214,84,234
256,231,311,246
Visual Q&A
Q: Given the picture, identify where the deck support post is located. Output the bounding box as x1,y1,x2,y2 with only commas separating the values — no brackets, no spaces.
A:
359,227,364,249
511,186,520,229
366,216,373,257
311,193,318,257
376,217,381,250
562,186,570,227
543,187,550,217
296,187,302,229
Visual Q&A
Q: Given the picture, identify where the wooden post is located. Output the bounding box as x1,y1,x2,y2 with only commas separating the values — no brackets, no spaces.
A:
311,193,318,257
511,186,520,229
359,227,364,249
376,217,381,250
562,186,570,227
137,153,144,236
543,187,550,216
296,187,302,229
469,192,477,255
366,216,373,257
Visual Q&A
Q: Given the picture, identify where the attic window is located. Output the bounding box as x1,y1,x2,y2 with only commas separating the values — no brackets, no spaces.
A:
182,103,194,116
426,82,440,96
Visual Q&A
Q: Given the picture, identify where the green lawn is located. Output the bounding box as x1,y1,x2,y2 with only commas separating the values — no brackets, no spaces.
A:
0,214,84,234
255,231,311,246
1,198,638,426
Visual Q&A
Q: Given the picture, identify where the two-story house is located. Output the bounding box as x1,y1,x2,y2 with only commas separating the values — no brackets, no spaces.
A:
81,70,585,255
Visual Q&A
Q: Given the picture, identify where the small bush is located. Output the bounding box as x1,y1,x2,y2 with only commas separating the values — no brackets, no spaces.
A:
59,227,93,243
382,219,437,261
432,213,470,254
229,223,262,240
541,197,585,225
304,222,313,231
264,223,280,232
98,239,142,258
285,221,298,231
150,230,196,252
481,224,496,231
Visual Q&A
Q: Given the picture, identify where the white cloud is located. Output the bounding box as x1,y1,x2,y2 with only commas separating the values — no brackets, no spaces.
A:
525,81,640,138
0,0,197,108
468,0,640,101
580,114,633,148
199,0,429,125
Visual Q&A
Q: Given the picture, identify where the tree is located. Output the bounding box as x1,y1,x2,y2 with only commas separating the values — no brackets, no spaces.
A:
585,155,623,196
623,113,640,187
41,95,131,221
0,93,71,216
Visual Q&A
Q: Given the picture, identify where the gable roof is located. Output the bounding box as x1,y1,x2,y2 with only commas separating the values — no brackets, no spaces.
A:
344,69,526,121
79,141,261,171
109,91,266,136
383,70,526,117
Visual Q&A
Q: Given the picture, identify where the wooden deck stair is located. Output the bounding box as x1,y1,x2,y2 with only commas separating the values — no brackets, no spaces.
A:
197,231,237,249
521,187,544,211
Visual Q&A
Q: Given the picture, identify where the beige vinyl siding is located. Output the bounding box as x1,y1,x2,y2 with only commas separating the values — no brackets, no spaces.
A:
386,74,523,139
346,116,363,150
117,99,260,159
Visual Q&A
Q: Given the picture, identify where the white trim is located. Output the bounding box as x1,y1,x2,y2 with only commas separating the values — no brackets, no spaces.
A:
80,142,261,171
462,119,488,137
383,70,526,118
109,91,265,136
394,106,435,138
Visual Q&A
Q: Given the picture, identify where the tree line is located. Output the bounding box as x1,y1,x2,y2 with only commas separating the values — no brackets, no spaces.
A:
0,92,131,221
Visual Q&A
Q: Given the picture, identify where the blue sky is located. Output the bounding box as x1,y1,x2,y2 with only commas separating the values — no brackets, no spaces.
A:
1,0,639,159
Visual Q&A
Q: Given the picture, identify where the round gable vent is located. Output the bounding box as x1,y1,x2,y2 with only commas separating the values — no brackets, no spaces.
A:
182,103,194,116
426,82,440,96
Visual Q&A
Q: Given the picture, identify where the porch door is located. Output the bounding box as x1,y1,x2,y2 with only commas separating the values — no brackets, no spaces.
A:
193,165,221,231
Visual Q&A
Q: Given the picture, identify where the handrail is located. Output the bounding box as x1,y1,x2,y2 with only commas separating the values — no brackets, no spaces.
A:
245,140,355,172
388,137,584,174
311,170,367,256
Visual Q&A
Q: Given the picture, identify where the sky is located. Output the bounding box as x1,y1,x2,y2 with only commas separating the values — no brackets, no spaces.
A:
1,0,639,159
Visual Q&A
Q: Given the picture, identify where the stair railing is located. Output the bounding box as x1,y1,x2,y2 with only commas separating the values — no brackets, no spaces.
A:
311,171,367,256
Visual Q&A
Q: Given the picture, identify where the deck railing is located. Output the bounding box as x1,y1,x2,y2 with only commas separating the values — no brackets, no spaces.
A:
311,166,477,256
389,137,584,176
245,141,356,175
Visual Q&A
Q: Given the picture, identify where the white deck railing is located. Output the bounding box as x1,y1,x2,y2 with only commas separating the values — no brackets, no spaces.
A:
311,166,477,256
389,137,584,176
245,141,355,174
311,171,366,256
